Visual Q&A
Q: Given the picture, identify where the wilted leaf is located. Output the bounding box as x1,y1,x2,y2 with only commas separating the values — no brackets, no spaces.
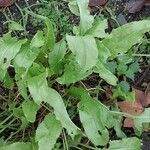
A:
36,114,62,150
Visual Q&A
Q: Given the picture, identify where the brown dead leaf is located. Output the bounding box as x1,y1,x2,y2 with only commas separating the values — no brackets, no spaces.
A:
143,92,150,107
118,99,144,127
89,0,107,7
118,88,150,127
127,0,146,13
127,0,150,13
134,89,150,107
0,0,16,7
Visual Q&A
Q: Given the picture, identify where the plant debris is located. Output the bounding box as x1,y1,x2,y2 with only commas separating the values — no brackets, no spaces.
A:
127,0,150,13
0,0,16,7
89,0,108,7
118,89,150,127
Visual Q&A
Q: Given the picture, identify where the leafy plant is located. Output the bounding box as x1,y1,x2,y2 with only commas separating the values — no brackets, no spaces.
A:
0,0,150,149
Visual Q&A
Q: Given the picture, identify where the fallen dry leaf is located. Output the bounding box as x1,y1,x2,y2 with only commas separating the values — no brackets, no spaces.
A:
89,0,107,7
134,89,150,107
118,99,144,127
0,0,16,7
118,88,150,127
127,0,150,13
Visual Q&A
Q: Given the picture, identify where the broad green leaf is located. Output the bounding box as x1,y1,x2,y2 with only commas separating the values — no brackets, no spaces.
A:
66,35,98,71
28,72,79,138
108,137,141,150
8,21,24,31
125,62,140,80
78,92,114,146
111,106,126,138
57,59,92,84
119,81,130,93
106,61,117,73
94,60,118,86
68,1,80,16
134,108,150,132
77,0,94,35
48,40,66,73
22,100,39,123
86,19,108,38
14,42,40,69
0,34,26,80
102,20,150,57
44,18,55,50
96,40,111,63
36,114,62,150
30,31,45,48
0,142,32,150
116,81,135,101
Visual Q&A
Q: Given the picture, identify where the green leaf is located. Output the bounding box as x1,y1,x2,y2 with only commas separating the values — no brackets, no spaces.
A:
134,108,150,133
8,21,24,31
48,40,66,73
108,137,141,150
28,72,79,138
113,84,135,101
94,60,118,86
86,18,108,38
96,40,111,63
119,81,130,93
106,61,117,74
78,92,114,146
102,20,150,57
36,114,62,150
125,62,140,80
0,142,32,150
44,18,55,50
30,31,45,48
68,1,80,16
14,42,40,69
77,0,94,35
57,59,92,84
0,34,26,80
22,100,39,123
117,63,128,75
66,35,98,72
